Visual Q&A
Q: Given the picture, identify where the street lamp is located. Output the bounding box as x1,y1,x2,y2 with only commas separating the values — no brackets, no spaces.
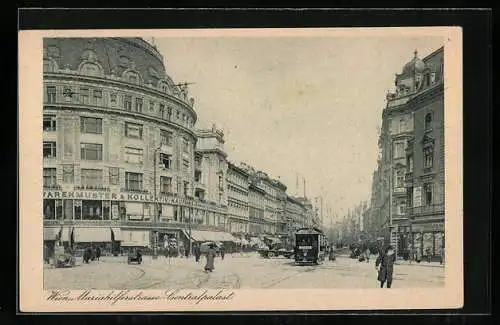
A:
153,145,162,260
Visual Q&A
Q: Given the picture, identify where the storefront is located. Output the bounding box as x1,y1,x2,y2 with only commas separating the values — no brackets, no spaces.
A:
396,221,444,262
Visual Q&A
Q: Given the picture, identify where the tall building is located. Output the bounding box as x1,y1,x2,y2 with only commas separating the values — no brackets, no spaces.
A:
368,47,444,260
226,162,250,234
42,37,230,253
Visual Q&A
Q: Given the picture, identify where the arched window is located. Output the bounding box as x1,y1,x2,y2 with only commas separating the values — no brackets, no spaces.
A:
79,62,102,77
424,113,432,130
123,70,141,85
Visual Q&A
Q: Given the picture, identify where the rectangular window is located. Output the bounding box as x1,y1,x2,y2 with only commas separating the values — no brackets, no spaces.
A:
80,143,103,161
125,122,143,139
80,117,102,134
182,159,190,173
80,87,90,104
80,169,103,188
167,107,172,120
398,201,406,215
160,153,172,169
184,181,189,197
46,86,56,103
109,167,119,185
110,93,117,106
149,100,155,111
135,98,143,112
407,155,414,171
423,146,434,169
395,170,404,188
407,187,413,207
160,176,172,194
125,172,143,191
182,138,189,153
93,89,103,105
43,141,57,158
159,104,165,118
393,141,405,159
43,168,57,187
62,164,74,183
161,130,173,146
125,147,143,164
124,95,132,111
43,115,57,131
176,110,180,120
424,183,433,205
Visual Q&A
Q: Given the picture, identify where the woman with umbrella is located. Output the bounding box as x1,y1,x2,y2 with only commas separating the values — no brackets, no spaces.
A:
203,242,217,272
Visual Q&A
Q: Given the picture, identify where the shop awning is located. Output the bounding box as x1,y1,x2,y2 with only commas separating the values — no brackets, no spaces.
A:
44,227,62,241
73,227,112,243
121,230,150,247
110,227,121,241
189,230,237,243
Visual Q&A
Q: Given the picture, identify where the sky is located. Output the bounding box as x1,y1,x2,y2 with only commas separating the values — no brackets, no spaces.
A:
153,34,444,225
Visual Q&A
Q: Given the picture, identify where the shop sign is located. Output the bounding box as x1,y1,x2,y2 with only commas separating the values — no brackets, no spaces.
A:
43,190,223,211
411,222,444,233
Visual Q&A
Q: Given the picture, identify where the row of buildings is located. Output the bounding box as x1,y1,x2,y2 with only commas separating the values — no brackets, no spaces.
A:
42,37,321,253
367,48,445,261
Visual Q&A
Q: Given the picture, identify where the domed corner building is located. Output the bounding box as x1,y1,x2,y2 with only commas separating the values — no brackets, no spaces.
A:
372,47,445,262
42,37,230,256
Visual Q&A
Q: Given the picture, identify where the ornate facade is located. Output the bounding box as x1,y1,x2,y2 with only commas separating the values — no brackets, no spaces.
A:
42,37,322,254
368,47,445,261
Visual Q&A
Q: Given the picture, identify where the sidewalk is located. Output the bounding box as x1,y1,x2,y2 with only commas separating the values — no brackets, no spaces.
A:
395,260,445,268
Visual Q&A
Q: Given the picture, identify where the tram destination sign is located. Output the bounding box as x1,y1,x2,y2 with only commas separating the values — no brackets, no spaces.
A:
43,190,204,208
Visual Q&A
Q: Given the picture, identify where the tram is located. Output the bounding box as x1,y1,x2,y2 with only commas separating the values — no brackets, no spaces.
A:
294,227,329,265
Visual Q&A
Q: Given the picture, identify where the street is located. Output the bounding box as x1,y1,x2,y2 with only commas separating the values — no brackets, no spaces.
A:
44,252,445,290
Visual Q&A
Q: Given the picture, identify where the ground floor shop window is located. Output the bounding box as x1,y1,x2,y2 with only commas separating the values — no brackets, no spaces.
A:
82,200,103,220
103,201,111,220
63,199,73,219
44,199,55,219
74,200,82,219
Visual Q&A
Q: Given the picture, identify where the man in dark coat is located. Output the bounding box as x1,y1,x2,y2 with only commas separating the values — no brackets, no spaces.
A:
95,246,101,261
83,246,92,264
220,245,225,260
375,245,396,288
194,243,201,262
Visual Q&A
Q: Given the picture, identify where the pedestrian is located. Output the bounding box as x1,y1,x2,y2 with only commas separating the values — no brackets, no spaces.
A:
95,246,101,261
185,245,190,258
43,244,50,264
179,245,185,258
365,247,371,263
375,245,396,288
204,243,216,272
425,247,432,263
194,243,201,262
83,246,92,264
219,244,225,260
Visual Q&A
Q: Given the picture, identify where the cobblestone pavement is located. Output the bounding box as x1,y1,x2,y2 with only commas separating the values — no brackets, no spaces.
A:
44,252,445,290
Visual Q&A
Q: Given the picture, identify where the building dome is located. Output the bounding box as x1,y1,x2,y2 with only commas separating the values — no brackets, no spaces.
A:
401,50,426,77
43,37,173,88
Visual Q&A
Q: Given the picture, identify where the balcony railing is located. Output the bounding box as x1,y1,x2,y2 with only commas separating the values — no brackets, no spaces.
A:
408,204,445,217
75,185,110,191
120,188,150,194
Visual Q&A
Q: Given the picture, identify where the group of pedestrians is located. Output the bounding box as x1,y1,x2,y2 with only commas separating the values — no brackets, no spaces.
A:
83,245,101,264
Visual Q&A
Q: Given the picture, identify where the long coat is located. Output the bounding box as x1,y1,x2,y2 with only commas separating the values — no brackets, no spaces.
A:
376,253,396,282
204,249,216,271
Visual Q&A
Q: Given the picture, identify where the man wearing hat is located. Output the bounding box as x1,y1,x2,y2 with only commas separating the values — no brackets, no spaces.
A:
375,245,396,288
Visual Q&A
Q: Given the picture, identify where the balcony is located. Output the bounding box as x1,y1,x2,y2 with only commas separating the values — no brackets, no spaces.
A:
75,185,110,191
407,204,445,217
120,188,150,194
43,219,121,226
393,187,406,195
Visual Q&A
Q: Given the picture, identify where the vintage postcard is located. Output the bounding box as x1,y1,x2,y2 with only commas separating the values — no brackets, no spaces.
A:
19,27,463,312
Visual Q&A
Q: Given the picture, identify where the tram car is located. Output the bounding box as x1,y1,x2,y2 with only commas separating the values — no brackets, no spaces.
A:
294,227,328,265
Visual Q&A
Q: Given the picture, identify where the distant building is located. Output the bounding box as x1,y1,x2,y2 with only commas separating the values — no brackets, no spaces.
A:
226,162,250,234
